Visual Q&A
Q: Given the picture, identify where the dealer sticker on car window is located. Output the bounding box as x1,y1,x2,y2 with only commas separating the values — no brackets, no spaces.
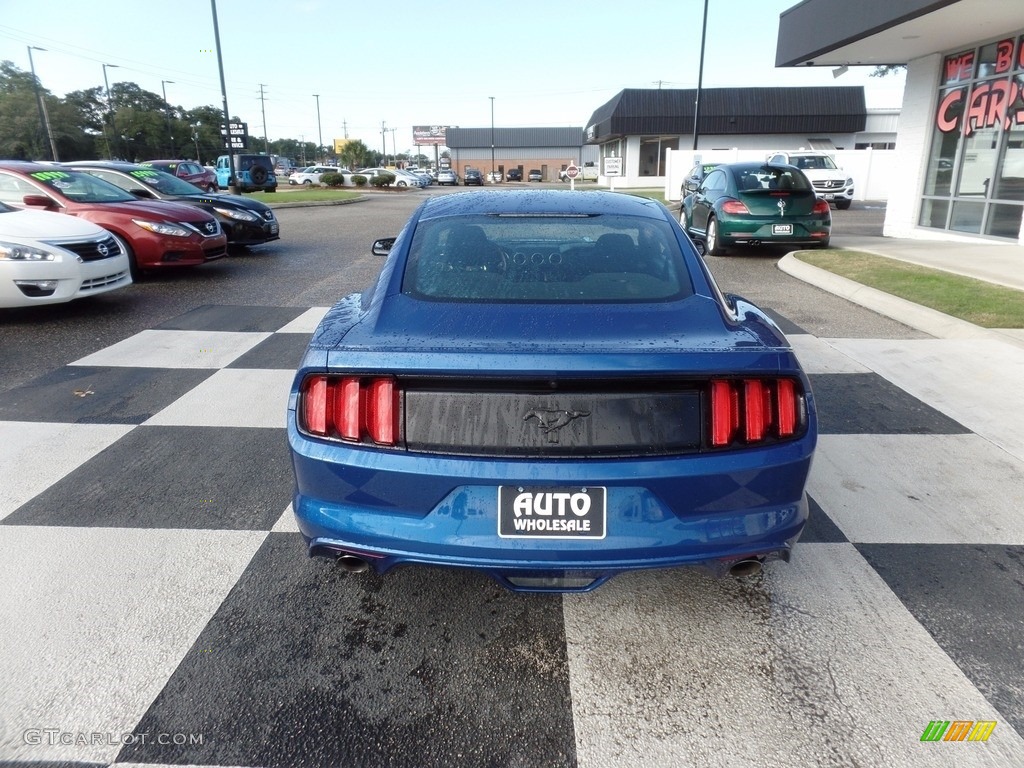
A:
498,486,606,539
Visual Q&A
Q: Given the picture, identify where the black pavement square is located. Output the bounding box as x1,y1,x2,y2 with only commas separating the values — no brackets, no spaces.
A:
809,372,969,434
118,533,577,768
3,425,292,530
857,543,1024,736
0,366,213,425
799,494,848,543
227,333,312,371
154,304,307,333
762,309,807,336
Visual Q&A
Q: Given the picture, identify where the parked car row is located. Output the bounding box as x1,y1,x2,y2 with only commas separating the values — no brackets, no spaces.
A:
0,160,281,308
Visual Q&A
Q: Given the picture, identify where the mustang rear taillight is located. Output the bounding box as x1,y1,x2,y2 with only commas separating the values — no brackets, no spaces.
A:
300,375,400,446
709,378,804,448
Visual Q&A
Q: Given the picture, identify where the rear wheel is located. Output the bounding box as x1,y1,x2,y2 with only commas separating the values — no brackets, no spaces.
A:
205,184,217,193
705,217,728,257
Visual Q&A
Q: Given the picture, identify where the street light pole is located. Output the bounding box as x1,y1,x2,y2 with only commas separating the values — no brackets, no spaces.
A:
489,96,495,177
161,80,175,157
692,0,709,151
27,46,58,161
313,94,322,163
102,63,119,160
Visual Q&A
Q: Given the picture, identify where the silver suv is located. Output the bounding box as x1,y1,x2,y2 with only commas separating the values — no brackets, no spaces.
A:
767,151,853,209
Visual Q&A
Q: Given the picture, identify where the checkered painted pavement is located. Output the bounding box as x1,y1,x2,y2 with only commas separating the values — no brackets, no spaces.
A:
2,304,1023,768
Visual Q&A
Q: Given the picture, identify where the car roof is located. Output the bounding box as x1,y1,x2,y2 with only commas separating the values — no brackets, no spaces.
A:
716,161,794,173
0,160,69,173
63,161,147,171
416,189,668,221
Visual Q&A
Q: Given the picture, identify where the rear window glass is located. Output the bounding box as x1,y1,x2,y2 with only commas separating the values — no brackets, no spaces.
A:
402,214,693,302
734,166,813,192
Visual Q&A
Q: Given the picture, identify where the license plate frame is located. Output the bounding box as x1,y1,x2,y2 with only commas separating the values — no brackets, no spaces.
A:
498,486,606,539
772,223,793,235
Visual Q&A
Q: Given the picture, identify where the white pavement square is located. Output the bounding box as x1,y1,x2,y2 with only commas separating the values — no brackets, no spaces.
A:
72,330,271,370
809,434,1024,544
143,368,296,429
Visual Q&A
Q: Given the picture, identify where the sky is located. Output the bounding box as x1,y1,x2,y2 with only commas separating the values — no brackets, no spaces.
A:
0,0,906,155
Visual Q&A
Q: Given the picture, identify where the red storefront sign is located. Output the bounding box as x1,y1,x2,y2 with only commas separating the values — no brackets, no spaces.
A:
936,36,1024,136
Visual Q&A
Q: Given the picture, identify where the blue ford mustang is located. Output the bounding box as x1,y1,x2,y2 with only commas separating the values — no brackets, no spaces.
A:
287,190,817,592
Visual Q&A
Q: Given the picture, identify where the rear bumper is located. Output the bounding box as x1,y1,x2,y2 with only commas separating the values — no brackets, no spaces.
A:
288,420,814,590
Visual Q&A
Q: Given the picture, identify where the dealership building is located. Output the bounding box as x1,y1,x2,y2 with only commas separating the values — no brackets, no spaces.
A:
776,0,1024,242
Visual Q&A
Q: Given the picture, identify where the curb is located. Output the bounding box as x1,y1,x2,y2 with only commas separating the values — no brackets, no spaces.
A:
778,253,1024,350
267,195,370,209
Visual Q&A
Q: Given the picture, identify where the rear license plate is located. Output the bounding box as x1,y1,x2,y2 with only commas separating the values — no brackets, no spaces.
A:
498,486,606,539
772,224,793,235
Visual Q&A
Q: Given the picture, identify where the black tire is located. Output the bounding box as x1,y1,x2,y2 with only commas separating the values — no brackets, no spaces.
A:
206,184,217,194
397,180,407,187
302,179,312,186
836,199,852,210
250,166,268,185
818,238,831,248
114,234,141,281
705,217,728,257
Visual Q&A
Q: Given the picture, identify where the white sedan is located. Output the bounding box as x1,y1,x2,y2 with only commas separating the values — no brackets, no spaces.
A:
0,202,132,308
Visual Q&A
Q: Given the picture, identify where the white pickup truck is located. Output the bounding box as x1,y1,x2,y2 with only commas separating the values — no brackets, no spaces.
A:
558,162,599,182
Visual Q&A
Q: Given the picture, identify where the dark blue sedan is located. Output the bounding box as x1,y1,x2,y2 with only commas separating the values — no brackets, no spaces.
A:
287,190,817,592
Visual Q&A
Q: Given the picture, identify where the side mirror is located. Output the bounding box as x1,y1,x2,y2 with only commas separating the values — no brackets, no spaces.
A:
372,237,396,256
22,194,54,208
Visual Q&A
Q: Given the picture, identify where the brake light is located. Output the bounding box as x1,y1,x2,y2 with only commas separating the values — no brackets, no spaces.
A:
722,200,750,214
300,375,400,446
813,199,831,215
709,378,803,447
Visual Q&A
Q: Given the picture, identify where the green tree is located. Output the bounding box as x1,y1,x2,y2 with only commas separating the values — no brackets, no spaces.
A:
0,60,47,159
338,139,370,170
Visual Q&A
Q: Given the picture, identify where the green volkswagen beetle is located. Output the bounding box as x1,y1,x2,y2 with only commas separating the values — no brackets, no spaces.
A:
679,162,831,256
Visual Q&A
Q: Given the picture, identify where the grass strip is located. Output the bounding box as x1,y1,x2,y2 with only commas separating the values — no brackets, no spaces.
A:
794,249,1024,328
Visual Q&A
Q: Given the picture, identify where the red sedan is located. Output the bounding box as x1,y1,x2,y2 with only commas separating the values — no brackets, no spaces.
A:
0,162,227,278
141,159,219,193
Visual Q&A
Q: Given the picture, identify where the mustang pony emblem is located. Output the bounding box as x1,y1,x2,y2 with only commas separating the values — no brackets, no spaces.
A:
523,409,590,443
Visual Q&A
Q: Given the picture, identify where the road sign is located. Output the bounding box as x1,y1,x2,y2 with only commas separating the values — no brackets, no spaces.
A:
603,157,622,177
565,165,580,179
220,121,248,150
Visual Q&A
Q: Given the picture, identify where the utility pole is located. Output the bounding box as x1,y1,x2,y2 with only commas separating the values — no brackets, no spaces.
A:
313,94,322,163
489,96,495,177
259,84,269,155
101,63,119,160
27,46,57,161
161,80,175,157
381,121,387,166
210,0,238,192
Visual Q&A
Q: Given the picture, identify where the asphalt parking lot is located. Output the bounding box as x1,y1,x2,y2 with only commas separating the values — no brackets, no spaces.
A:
3,192,1022,767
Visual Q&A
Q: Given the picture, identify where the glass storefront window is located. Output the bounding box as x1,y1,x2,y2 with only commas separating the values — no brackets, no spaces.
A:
919,198,950,228
956,123,1000,197
949,200,985,234
923,34,1024,239
986,203,1024,237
